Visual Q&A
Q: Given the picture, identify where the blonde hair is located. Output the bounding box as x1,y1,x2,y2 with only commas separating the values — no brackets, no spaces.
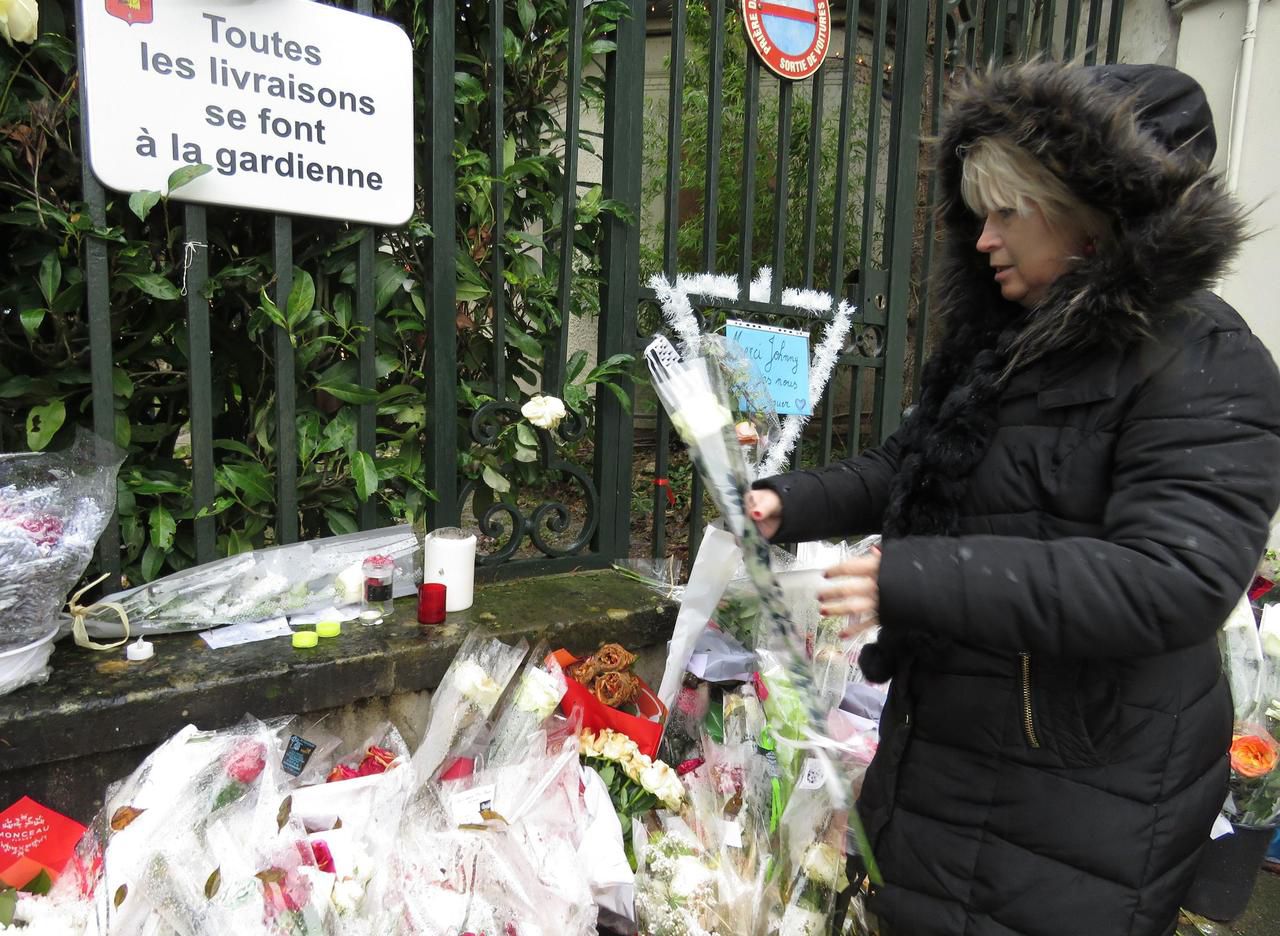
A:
960,136,1111,246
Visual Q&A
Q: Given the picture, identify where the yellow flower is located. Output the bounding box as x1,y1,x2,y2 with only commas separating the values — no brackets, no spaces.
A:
0,0,38,45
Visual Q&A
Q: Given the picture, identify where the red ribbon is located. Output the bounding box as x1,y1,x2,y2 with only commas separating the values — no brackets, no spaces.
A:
654,477,675,507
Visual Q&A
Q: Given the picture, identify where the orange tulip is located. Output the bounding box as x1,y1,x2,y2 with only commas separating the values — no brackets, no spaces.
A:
1230,733,1280,779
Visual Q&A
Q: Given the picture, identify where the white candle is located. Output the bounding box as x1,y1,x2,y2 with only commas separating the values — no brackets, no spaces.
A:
422,528,477,612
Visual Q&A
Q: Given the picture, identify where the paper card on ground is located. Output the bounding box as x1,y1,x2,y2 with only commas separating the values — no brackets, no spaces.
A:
199,617,292,649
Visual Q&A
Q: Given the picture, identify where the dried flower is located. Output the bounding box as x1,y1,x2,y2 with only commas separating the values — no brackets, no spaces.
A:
1230,733,1280,779
593,670,638,707
593,642,637,673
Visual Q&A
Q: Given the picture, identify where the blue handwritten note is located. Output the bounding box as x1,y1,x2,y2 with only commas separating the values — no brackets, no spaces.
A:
725,319,811,415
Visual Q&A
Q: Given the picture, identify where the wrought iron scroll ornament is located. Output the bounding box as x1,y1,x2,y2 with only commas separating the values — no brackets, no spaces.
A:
458,401,599,565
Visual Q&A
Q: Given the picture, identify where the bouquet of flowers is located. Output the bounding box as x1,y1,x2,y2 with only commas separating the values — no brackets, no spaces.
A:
0,430,123,686
1220,597,1280,827
73,526,422,637
409,632,528,785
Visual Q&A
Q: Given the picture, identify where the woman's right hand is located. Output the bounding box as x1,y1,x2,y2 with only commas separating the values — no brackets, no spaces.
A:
745,489,783,540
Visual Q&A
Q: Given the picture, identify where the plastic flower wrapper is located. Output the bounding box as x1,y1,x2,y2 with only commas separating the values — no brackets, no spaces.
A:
613,556,685,602
409,631,529,785
59,717,291,934
0,429,123,684
776,826,847,936
1217,594,1280,826
633,814,724,936
481,643,568,771
371,729,598,936
646,334,879,882
74,525,421,637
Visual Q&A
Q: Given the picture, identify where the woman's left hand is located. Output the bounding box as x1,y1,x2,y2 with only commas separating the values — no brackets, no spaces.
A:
818,552,881,636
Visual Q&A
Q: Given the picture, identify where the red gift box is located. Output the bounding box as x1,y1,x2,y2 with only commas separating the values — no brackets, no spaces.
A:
0,796,86,889
549,648,667,759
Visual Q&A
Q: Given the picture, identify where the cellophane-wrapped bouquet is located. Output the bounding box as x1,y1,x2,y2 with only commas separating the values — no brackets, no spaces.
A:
20,634,647,935
72,526,422,638
0,430,123,690
638,334,890,934
1220,596,1280,827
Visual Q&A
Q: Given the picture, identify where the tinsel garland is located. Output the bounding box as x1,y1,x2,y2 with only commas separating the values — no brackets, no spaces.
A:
648,269,855,479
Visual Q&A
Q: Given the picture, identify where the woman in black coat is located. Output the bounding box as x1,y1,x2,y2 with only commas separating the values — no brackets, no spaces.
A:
748,62,1280,936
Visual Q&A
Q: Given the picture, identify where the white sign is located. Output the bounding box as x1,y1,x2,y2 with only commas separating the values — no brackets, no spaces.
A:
79,0,413,226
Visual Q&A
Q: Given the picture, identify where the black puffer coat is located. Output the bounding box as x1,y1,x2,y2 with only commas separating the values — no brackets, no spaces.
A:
755,64,1280,936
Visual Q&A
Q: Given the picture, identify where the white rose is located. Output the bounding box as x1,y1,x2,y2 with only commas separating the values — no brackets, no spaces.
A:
514,667,564,719
668,393,733,441
598,730,636,762
800,842,843,888
454,660,502,710
641,762,684,809
331,878,364,914
1259,605,1280,658
521,395,567,431
0,0,38,45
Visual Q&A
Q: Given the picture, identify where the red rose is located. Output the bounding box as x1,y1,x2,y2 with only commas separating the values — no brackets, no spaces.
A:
225,740,267,785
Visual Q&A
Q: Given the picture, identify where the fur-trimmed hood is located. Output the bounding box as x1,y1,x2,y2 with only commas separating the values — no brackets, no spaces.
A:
932,62,1244,366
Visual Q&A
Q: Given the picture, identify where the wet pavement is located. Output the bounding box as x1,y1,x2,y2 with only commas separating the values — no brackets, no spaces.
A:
1178,866,1280,936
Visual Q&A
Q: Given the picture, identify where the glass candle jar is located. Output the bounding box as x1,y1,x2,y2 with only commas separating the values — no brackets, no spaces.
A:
361,555,395,616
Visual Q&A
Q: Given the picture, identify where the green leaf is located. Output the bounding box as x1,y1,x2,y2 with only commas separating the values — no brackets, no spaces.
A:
38,251,60,305
584,39,617,56
320,409,357,454
113,367,135,399
0,886,16,926
20,308,45,336
115,411,132,448
166,163,213,193
128,190,162,221
286,269,316,330
25,400,65,450
324,507,359,536
351,450,379,501
565,349,588,383
515,423,538,448
195,496,236,518
315,381,379,404
218,464,273,505
21,869,52,896
481,465,511,494
212,438,257,457
149,505,177,550
258,289,287,330
517,0,536,35
503,135,517,172
141,543,166,581
121,272,181,301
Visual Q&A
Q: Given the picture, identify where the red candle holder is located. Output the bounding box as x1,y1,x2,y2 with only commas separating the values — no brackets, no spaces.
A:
417,583,446,627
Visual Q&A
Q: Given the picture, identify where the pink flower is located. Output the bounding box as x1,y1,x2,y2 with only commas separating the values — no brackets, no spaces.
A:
225,740,267,784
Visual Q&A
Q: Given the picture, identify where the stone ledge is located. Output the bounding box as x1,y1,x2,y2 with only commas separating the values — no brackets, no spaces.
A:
0,569,675,816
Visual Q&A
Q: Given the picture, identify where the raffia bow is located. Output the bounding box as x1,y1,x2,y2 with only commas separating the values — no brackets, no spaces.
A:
67,572,132,651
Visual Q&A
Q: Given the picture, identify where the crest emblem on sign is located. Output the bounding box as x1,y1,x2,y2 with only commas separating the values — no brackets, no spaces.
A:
106,0,154,26
741,0,832,81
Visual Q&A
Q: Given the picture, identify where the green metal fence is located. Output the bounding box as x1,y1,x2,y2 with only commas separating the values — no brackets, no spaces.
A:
638,0,1126,561
62,0,1125,587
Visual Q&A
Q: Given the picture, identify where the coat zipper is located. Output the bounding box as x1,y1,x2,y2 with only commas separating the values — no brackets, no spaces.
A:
1019,651,1041,749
